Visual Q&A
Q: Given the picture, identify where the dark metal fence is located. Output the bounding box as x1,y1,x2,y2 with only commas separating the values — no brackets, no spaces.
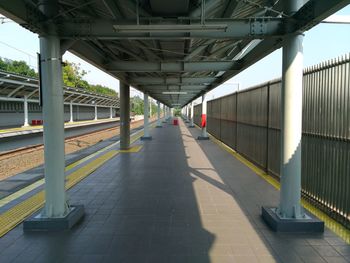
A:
193,54,350,228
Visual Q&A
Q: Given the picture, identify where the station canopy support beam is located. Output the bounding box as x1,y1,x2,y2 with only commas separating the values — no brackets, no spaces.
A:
156,101,162,128
185,105,190,123
262,0,324,232
23,95,29,127
69,102,73,123
94,105,98,120
197,94,209,140
189,102,195,128
120,81,130,150
58,18,284,40
141,93,152,140
23,0,84,233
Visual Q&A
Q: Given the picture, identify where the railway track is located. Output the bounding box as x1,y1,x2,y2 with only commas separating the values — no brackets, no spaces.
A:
0,125,119,160
0,119,145,160
0,118,149,180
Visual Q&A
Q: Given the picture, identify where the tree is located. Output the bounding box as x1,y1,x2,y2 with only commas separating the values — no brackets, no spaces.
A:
0,57,37,77
130,96,144,115
62,61,118,97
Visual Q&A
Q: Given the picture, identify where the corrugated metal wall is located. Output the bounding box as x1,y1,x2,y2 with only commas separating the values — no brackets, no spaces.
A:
193,54,350,228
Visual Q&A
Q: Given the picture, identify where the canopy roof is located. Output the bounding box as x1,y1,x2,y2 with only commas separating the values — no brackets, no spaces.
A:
0,0,348,107
0,70,119,108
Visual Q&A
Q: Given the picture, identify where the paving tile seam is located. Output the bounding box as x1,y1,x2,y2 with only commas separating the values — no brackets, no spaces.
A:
193,123,350,245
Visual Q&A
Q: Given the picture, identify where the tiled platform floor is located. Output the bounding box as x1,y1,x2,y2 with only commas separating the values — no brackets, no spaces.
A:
0,119,349,263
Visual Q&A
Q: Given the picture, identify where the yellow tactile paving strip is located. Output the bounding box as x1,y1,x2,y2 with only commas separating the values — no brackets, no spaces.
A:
0,150,119,237
120,145,143,153
0,125,147,209
204,127,350,244
0,122,152,237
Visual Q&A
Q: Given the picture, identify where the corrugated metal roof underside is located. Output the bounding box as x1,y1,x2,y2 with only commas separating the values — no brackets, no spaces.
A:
0,0,349,107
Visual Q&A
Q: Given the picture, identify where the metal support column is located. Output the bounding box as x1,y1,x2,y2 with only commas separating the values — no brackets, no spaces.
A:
261,0,323,232
109,106,113,119
94,105,98,120
40,35,67,218
162,104,166,123
185,105,189,123
166,106,170,120
69,102,73,123
120,81,130,149
149,98,152,117
198,94,209,140
279,28,304,218
156,101,162,128
23,1,84,232
189,102,195,128
23,95,29,127
141,93,152,140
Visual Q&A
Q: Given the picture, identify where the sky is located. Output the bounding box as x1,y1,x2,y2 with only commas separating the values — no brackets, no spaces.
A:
0,4,349,104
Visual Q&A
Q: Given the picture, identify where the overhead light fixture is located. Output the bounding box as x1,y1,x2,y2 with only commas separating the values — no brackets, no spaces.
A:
162,91,187,95
113,24,227,33
215,71,225,77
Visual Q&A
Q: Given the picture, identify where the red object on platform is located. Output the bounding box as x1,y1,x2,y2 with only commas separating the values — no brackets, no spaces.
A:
201,114,206,127
173,119,178,125
31,120,37,125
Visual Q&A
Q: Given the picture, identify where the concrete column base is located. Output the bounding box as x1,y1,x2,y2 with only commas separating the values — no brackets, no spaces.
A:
23,205,84,232
261,206,324,232
141,136,152,140
197,136,209,140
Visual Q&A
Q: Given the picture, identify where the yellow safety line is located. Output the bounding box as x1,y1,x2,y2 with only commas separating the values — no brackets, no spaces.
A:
0,180,44,207
0,148,111,209
0,125,148,208
203,129,350,244
65,150,118,189
0,150,119,238
0,122,153,237
0,118,117,134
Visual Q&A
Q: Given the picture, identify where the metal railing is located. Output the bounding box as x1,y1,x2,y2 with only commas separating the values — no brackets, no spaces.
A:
194,53,350,228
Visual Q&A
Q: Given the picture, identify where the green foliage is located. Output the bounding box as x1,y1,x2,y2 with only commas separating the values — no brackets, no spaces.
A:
130,96,160,116
0,58,118,97
174,108,181,116
130,96,144,115
62,61,118,97
150,103,158,117
0,57,37,78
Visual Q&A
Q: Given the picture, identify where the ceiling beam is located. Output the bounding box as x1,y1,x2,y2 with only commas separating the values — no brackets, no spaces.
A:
106,61,241,72
69,41,128,83
58,18,284,40
128,76,218,85
293,0,350,32
138,85,207,90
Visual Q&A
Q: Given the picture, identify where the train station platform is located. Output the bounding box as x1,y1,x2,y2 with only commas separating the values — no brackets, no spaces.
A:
0,119,349,263
0,118,120,139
